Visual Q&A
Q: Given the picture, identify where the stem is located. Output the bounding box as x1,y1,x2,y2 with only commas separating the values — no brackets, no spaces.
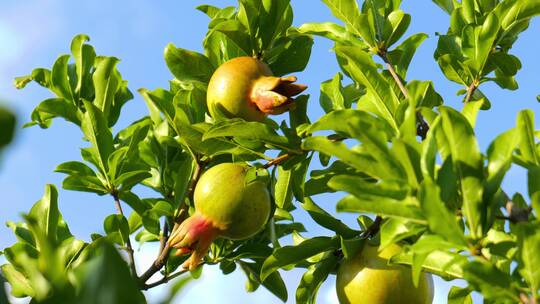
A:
139,160,205,284
464,81,478,104
112,192,138,277
361,216,383,239
159,222,169,254
262,153,292,169
378,50,429,139
381,54,410,99
141,268,190,290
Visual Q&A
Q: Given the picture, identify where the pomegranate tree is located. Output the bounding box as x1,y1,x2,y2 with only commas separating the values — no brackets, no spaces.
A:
168,162,271,270
206,56,307,122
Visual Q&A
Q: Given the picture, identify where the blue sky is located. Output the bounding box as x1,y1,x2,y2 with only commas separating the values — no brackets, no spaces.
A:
1,0,539,303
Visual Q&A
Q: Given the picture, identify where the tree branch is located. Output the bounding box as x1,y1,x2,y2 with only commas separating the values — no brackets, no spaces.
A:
141,268,190,290
112,192,138,277
139,160,205,284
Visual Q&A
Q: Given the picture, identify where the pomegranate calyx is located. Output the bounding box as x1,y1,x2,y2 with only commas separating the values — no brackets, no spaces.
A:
250,75,307,115
168,212,220,271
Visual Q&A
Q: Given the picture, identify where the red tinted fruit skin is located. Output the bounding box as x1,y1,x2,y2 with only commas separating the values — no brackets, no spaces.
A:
168,163,271,270
206,56,307,122
336,243,434,304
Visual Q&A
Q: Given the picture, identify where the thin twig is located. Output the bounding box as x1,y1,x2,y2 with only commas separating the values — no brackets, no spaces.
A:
139,160,205,284
361,216,383,239
262,153,292,169
112,192,138,277
141,268,190,290
378,50,429,139
158,222,169,254
464,81,478,104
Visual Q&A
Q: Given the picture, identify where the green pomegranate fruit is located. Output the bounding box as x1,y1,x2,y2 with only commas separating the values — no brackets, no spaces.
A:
168,163,271,270
206,56,307,122
336,243,434,304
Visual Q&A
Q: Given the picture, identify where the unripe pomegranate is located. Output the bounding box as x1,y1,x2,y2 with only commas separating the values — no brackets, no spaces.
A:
336,243,434,304
168,163,271,270
206,56,307,122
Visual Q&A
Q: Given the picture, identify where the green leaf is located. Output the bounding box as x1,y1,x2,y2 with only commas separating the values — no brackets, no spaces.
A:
174,120,267,160
203,30,249,67
70,34,96,99
295,254,339,304
51,55,75,102
275,165,294,209
385,10,411,47
460,98,484,128
92,56,121,120
266,34,313,76
319,73,347,113
195,5,222,19
330,173,409,199
335,45,399,130
448,286,473,304
461,12,500,75
5,221,35,247
336,195,426,224
391,247,465,279
517,109,539,166
1,264,34,298
115,170,151,191
62,175,108,194
380,218,426,250
437,54,471,85
302,136,382,179
28,98,81,128
103,214,130,245
164,43,214,83
74,242,145,304
432,0,454,14
419,180,467,247
308,109,394,139
485,128,519,199
55,161,97,176
388,33,428,79
406,80,443,109
302,197,359,238
321,0,375,46
420,118,439,181
203,118,299,151
517,223,540,295
213,20,252,55
81,100,114,177
28,184,60,243
440,106,484,239
239,261,288,302
139,88,175,126
297,22,365,46
237,0,293,53
173,157,194,208
261,236,339,281
0,106,16,149
463,260,520,301
494,0,540,31
345,116,406,179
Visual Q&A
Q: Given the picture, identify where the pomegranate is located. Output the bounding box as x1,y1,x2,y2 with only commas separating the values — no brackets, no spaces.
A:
206,56,307,122
168,163,271,270
336,243,434,304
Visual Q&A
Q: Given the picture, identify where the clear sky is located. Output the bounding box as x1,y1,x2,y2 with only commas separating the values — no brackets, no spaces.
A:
1,0,539,303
